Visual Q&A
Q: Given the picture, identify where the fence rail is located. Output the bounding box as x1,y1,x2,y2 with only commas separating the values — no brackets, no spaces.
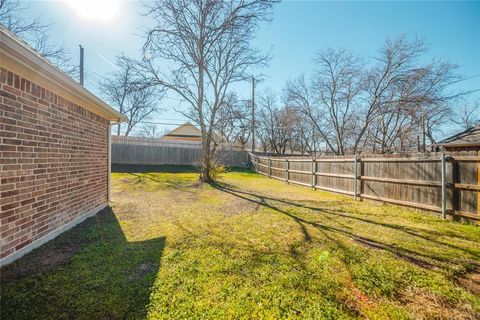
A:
250,152,480,221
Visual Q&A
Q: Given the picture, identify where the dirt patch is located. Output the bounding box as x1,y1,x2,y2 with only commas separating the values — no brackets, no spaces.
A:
116,202,141,220
0,214,99,283
219,196,261,216
346,280,374,317
400,286,478,320
1,250,74,282
127,263,157,281
186,181,203,188
456,265,480,296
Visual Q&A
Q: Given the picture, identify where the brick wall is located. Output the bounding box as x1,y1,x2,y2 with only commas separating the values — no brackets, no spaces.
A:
0,68,109,263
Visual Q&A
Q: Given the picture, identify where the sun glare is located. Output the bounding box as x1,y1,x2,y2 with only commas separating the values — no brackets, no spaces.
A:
65,0,120,23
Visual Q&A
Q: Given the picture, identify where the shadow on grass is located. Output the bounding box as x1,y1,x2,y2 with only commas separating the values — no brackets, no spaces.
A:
112,164,254,175
209,181,479,272
0,207,166,319
112,164,199,173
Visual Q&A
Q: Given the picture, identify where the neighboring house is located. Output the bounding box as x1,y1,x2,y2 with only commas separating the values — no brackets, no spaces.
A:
0,26,125,266
435,124,480,152
161,122,202,142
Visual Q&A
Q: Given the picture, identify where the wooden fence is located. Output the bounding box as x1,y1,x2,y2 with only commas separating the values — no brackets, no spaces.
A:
111,136,249,167
111,136,202,148
250,152,480,221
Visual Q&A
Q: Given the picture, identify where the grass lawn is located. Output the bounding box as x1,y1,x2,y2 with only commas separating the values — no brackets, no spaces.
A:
1,167,480,319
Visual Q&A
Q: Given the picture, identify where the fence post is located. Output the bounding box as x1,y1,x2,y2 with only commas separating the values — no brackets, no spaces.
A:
311,158,316,189
358,157,362,200
441,151,446,219
268,158,272,178
286,159,289,184
353,156,358,201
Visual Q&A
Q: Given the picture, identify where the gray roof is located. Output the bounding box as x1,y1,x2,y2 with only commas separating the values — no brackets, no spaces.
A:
438,124,480,146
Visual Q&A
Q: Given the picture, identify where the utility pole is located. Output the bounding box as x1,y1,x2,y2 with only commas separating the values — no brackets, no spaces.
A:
422,114,426,153
251,76,255,152
79,45,84,86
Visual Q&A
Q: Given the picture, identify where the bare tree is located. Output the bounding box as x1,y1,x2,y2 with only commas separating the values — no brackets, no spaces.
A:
284,35,458,154
214,92,251,147
0,0,77,77
290,110,320,155
100,55,163,136
286,75,337,153
256,90,298,155
137,123,161,139
286,49,361,155
137,0,275,182
452,100,480,130
354,35,457,153
122,87,161,136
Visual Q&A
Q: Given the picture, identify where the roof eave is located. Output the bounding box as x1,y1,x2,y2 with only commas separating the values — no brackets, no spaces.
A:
434,142,480,147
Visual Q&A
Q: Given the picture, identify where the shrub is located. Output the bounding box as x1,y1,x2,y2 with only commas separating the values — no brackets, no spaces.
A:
209,161,225,181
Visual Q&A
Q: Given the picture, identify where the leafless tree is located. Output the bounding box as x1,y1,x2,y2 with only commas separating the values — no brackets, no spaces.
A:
286,75,335,153
355,35,456,153
284,35,458,155
286,49,362,155
290,110,320,155
452,100,480,130
137,123,161,139
0,0,77,77
137,0,275,182
100,56,135,135
100,55,163,136
122,87,161,136
214,93,251,147
256,90,298,155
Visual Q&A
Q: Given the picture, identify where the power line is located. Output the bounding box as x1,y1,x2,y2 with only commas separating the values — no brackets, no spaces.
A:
136,120,254,129
147,117,190,121
137,121,188,126
443,74,480,87
444,88,480,100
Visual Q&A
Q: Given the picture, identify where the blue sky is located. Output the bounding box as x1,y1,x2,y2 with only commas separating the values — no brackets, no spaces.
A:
19,1,480,134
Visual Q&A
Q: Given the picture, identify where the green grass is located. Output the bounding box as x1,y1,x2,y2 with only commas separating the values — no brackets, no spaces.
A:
1,167,479,319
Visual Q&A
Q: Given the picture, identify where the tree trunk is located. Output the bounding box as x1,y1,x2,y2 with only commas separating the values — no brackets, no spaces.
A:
197,46,212,183
200,138,212,182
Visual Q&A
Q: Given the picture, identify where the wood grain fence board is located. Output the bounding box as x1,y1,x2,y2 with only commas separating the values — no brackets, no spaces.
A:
249,151,479,221
112,143,248,167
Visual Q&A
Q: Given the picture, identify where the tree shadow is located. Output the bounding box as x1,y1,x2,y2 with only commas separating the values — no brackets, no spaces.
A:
0,207,166,319
210,181,479,272
112,164,199,173
112,164,253,175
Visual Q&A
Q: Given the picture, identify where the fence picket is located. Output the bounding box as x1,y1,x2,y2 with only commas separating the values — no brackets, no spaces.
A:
249,152,479,222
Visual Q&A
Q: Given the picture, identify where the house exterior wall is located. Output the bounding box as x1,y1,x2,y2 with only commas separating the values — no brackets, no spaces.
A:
0,68,109,265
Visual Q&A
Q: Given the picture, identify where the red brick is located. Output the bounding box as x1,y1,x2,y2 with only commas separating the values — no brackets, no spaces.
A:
0,68,108,261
